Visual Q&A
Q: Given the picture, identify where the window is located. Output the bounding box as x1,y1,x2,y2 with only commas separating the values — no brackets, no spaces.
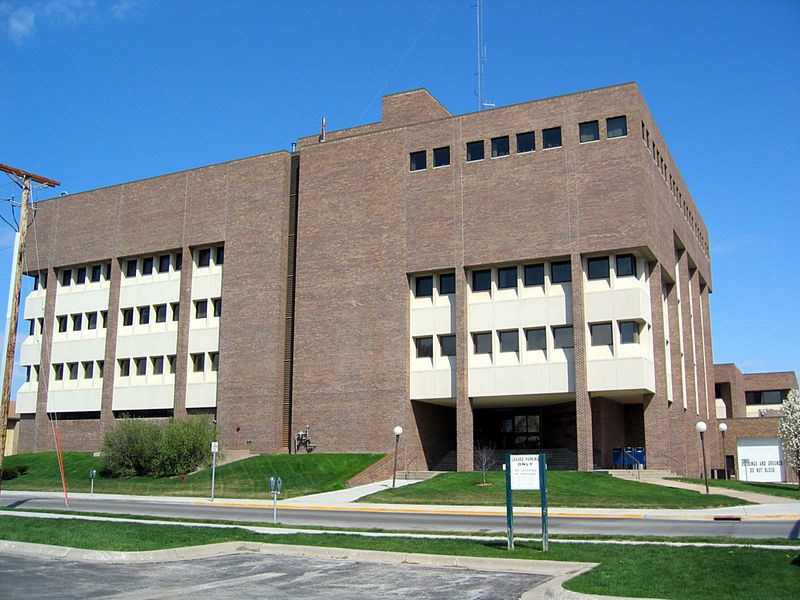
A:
497,266,517,289
499,330,519,353
607,115,627,138
91,264,102,282
746,391,783,405
68,362,78,380
619,321,639,344
121,308,133,327
525,328,546,351
473,332,492,355
553,325,574,349
32,274,40,290
101,311,108,328
415,275,433,298
210,352,219,372
71,313,82,331
198,248,211,267
148,304,164,324
195,300,208,319
551,261,571,283
175,253,182,271
472,269,491,292
142,256,154,275
616,254,637,277
590,322,613,347
213,298,222,317
97,360,104,378
433,146,450,167
215,247,224,265
542,127,562,149
57,315,67,333
171,302,180,321
25,365,32,382
158,255,171,273
53,363,64,380
517,131,535,153
579,120,599,143
82,361,93,379
152,356,164,375
125,259,137,278
61,269,72,286
191,353,205,372
138,306,150,325
118,359,130,377
168,355,176,374
439,334,456,357
491,135,510,157
466,140,484,161
135,357,146,376
524,263,544,286
414,336,433,358
587,256,610,280
28,319,34,335
439,272,455,295
104,262,111,279
76,267,86,284
409,150,427,171
86,312,97,330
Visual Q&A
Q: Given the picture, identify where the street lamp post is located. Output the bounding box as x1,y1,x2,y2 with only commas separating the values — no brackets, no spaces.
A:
695,421,709,494
718,422,728,480
392,426,403,488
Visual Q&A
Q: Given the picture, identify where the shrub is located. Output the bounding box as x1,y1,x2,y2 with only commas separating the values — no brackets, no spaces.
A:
153,415,219,477
1,465,28,480
101,418,162,477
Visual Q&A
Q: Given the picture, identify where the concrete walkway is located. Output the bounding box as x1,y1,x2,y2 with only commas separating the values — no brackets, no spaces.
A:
640,477,792,504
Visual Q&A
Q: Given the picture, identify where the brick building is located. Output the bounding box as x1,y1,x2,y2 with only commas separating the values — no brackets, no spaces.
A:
10,82,737,477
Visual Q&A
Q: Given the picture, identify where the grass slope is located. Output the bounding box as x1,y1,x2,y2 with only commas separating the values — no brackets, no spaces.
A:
0,515,797,600
2,452,383,499
361,471,749,508
672,478,800,500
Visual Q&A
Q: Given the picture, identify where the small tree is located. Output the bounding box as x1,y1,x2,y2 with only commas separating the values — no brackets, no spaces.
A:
474,442,496,484
153,415,219,477
101,418,162,477
778,388,800,490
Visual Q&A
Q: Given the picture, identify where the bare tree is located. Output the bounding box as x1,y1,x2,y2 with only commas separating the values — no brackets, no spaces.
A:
474,442,496,484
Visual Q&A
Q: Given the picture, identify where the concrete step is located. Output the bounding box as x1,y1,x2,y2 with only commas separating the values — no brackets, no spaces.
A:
396,471,447,481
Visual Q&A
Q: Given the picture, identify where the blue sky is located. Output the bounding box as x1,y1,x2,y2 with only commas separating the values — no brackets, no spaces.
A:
1,0,798,390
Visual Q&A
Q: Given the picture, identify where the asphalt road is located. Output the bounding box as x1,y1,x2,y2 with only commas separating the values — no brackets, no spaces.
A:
0,551,550,600
2,492,798,539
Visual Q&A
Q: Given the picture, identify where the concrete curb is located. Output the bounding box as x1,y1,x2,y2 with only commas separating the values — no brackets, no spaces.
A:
0,539,660,600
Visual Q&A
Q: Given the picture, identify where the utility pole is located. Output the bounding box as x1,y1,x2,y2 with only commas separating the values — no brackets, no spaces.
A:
0,163,60,491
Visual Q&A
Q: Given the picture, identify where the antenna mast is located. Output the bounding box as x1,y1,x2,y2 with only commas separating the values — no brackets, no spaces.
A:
476,0,492,110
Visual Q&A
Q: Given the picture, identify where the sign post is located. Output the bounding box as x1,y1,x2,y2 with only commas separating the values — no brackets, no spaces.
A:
210,441,219,502
269,476,282,523
89,469,97,497
505,453,548,551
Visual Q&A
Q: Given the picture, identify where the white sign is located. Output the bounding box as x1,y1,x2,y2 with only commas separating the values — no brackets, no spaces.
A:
737,438,785,482
509,454,540,490
211,441,219,453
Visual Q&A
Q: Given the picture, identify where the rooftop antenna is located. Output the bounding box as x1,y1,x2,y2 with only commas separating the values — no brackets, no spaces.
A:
476,0,493,110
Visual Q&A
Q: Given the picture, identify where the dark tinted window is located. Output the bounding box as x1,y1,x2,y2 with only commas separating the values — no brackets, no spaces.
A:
440,334,456,356
76,267,86,284
57,315,67,332
439,272,455,295
433,146,450,167
410,150,427,171
213,298,222,317
473,332,492,354
524,264,544,286
542,127,562,149
551,261,571,283
415,336,433,358
155,304,167,323
472,269,491,291
91,264,102,282
72,313,82,331
216,247,224,265
619,321,639,344
118,359,130,377
517,131,535,153
415,275,433,297
590,322,613,346
61,269,72,286
87,312,97,330
122,308,133,326
198,248,211,267
491,136,509,157
142,257,154,275
498,266,517,289
553,326,574,349
579,120,599,143
588,256,610,279
135,357,146,376
499,330,519,352
616,254,636,277
138,306,150,324
125,260,137,277
152,356,164,375
526,328,546,351
466,140,484,161
158,255,171,273
607,115,628,138
195,300,208,319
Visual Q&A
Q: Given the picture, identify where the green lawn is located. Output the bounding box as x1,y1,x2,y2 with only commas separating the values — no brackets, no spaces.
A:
672,477,800,500
361,471,749,508
2,452,383,499
1,515,797,600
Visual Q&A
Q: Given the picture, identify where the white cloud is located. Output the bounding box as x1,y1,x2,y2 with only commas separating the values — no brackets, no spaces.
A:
8,6,35,43
109,0,139,19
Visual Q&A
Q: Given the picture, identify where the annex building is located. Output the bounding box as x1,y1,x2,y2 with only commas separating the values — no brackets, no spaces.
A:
9,82,758,478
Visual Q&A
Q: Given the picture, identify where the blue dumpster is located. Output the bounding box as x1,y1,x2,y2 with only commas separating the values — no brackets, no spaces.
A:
613,447,624,468
634,447,646,469
624,446,635,468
